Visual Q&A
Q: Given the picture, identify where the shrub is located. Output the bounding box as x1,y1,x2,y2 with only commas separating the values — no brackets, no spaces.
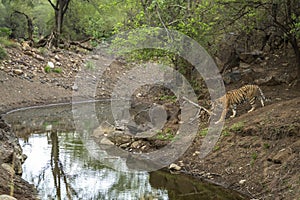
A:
0,46,7,60
0,27,12,38
44,65,51,73
53,67,62,73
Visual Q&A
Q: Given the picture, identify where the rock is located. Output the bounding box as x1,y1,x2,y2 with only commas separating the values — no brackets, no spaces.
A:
254,76,281,86
54,54,60,61
239,179,246,185
119,142,131,148
35,54,45,61
109,132,132,145
0,195,17,200
169,163,181,171
239,50,264,64
1,163,15,174
100,137,114,145
239,62,250,69
13,69,23,75
93,121,115,137
178,160,184,167
0,144,14,163
131,140,142,148
45,124,52,131
223,70,241,84
71,84,78,91
47,61,54,69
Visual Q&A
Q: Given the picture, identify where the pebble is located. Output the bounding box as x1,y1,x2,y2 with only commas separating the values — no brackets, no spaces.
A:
47,61,54,68
1,163,15,174
13,69,23,75
169,163,181,171
0,195,17,200
239,179,246,185
131,140,142,148
100,137,114,145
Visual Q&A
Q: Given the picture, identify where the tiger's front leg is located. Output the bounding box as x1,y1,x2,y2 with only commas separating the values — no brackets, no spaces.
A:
215,108,228,124
230,105,237,118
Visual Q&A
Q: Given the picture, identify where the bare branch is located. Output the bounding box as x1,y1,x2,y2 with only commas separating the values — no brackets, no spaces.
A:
182,96,215,116
47,0,57,10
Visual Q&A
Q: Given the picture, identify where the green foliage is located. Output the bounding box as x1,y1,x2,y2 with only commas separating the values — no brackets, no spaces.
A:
156,128,174,141
252,152,258,160
199,128,208,137
44,65,51,73
250,152,258,166
85,61,95,70
263,143,270,149
44,65,62,73
37,47,48,56
213,145,220,151
0,27,12,37
222,129,231,137
53,67,62,73
229,122,245,132
159,95,177,102
0,46,7,60
0,37,16,47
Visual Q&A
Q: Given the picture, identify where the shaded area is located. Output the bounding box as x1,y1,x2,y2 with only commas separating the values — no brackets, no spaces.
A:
150,170,247,200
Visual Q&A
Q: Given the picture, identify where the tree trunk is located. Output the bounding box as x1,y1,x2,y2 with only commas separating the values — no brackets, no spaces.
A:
290,36,300,80
12,11,34,41
48,0,70,47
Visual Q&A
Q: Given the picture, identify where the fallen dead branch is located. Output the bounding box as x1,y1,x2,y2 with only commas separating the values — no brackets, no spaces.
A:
182,96,215,116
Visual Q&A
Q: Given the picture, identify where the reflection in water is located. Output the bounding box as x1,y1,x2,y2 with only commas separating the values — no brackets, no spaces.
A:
20,132,168,200
4,102,247,200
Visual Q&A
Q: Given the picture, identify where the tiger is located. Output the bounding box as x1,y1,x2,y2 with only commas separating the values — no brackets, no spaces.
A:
212,84,266,124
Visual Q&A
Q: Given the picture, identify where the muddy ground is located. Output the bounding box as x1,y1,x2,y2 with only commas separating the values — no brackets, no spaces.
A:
0,43,299,199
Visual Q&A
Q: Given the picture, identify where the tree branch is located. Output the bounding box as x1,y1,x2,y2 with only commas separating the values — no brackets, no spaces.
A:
47,0,57,10
62,0,71,14
182,96,215,116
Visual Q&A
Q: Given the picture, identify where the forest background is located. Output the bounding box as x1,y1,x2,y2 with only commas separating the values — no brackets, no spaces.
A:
0,0,299,83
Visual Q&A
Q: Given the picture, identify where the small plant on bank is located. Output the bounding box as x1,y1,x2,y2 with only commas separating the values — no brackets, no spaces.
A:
38,47,48,56
159,95,177,102
85,61,95,70
213,145,220,151
250,152,258,166
229,121,245,132
0,38,17,48
0,46,7,60
222,129,231,137
44,65,51,73
156,128,174,141
44,65,62,73
263,143,270,149
199,128,208,137
53,67,62,73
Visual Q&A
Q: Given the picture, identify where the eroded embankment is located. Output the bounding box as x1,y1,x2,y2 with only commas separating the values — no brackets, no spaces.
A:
179,97,300,200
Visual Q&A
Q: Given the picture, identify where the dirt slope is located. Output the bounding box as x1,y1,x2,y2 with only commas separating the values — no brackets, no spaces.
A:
180,96,300,199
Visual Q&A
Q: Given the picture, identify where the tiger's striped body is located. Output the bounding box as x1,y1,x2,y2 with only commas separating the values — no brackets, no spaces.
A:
213,84,266,124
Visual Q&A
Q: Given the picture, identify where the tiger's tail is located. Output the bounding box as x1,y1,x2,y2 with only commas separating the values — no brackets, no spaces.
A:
257,86,266,106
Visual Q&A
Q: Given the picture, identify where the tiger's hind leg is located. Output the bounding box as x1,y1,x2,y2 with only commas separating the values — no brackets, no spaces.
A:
247,97,256,113
259,97,265,107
